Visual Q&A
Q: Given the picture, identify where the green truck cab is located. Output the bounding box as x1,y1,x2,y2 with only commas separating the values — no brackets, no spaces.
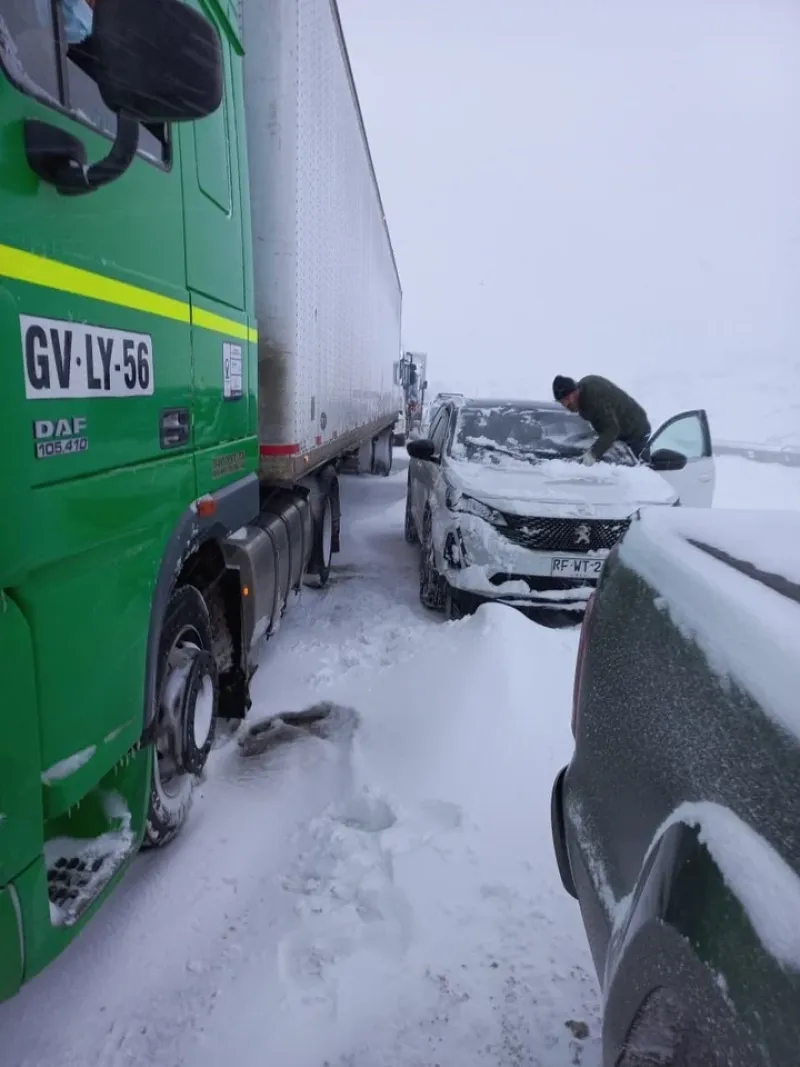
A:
0,0,261,999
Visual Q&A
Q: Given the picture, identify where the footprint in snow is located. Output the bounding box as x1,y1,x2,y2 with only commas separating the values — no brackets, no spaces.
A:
334,789,398,833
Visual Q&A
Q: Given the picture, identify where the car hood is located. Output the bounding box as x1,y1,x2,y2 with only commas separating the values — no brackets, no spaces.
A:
446,455,677,518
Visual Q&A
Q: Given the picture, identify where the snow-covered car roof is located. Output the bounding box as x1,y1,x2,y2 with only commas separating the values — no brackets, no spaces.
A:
619,507,800,741
459,397,562,410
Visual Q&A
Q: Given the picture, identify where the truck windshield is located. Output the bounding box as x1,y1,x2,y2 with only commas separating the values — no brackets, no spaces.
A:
450,404,635,466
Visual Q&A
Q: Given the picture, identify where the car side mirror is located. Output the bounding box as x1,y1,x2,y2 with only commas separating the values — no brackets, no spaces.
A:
649,448,687,472
24,0,223,196
407,438,437,462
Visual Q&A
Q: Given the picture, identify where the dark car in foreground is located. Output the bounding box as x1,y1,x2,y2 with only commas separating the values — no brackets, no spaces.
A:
551,506,800,1066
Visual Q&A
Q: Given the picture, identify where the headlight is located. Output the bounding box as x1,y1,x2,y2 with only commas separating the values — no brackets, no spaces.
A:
446,489,507,527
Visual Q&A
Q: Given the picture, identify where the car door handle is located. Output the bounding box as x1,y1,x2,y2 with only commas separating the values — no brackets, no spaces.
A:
160,408,190,449
699,473,712,482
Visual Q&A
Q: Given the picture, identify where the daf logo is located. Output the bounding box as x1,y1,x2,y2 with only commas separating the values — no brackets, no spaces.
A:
575,523,591,546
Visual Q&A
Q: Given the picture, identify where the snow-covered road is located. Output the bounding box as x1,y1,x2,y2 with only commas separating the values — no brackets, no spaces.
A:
3,454,598,1067
3,452,799,1067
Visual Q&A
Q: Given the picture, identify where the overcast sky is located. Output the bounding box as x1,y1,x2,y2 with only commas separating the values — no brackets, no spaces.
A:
339,0,800,440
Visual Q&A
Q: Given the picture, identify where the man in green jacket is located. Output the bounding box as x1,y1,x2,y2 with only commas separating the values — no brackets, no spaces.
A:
552,374,651,465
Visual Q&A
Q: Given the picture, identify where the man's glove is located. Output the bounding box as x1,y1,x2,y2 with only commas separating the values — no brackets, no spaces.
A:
581,451,597,467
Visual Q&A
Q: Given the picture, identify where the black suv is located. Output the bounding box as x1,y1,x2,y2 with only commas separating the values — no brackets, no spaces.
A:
551,506,800,1066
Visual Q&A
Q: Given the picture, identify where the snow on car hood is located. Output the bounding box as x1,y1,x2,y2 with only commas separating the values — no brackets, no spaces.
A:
447,455,677,518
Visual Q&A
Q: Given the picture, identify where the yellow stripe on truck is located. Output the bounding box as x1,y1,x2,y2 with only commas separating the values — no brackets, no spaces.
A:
0,242,258,343
192,306,254,342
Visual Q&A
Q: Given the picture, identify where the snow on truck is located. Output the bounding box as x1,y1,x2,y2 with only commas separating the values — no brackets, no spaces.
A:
0,0,401,1000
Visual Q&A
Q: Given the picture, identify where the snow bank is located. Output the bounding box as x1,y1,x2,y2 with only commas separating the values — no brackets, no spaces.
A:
713,455,800,512
620,508,800,740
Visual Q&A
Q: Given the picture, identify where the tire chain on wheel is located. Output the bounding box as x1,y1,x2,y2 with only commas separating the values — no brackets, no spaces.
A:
144,584,217,849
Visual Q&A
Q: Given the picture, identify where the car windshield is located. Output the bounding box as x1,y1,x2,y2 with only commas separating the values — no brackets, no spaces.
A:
450,404,635,466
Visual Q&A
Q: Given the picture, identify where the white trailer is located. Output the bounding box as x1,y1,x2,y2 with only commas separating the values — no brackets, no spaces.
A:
243,0,402,483
219,0,403,693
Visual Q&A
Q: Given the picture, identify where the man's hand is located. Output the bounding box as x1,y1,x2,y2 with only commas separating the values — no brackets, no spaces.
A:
581,451,597,467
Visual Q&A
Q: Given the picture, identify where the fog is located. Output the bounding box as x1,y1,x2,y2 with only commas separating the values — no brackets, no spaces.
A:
339,0,800,443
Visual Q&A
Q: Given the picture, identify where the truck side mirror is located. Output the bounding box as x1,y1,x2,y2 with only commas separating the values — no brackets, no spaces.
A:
24,0,223,196
93,0,224,123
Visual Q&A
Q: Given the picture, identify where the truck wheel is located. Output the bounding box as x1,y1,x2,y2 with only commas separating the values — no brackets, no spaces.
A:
404,485,419,544
310,491,334,587
144,585,218,848
372,429,393,476
419,512,446,611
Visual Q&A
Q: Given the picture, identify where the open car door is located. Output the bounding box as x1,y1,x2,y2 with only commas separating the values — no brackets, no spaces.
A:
646,409,715,507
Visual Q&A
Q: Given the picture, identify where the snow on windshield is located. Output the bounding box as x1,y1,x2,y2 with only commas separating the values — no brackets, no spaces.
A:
451,405,633,466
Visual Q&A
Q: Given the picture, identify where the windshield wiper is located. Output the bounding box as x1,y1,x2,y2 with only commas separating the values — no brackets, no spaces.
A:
464,438,543,464
464,439,518,459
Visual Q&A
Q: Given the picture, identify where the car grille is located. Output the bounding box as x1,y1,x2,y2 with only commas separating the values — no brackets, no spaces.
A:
499,515,631,553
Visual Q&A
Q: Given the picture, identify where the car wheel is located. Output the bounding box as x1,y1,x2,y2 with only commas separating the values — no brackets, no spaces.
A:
419,512,446,611
404,484,419,544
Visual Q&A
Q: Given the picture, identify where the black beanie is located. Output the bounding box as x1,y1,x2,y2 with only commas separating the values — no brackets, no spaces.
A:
552,375,578,401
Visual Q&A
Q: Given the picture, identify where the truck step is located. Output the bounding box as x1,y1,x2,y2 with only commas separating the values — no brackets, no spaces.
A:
46,840,134,927
45,798,136,928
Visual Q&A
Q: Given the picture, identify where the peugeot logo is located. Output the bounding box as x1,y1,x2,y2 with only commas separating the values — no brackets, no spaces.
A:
575,523,591,546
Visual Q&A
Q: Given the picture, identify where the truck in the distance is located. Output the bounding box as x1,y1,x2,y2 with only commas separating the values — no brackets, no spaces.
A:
395,350,429,439
0,0,400,1000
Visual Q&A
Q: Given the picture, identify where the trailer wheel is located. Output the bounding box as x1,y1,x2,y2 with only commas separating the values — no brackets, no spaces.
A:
372,428,393,476
309,491,334,587
144,585,218,848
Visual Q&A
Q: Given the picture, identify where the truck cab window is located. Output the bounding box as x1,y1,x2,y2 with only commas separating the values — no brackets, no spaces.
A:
0,0,61,101
0,0,168,165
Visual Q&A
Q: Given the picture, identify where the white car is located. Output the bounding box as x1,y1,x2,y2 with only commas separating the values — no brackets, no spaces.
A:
404,397,715,618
